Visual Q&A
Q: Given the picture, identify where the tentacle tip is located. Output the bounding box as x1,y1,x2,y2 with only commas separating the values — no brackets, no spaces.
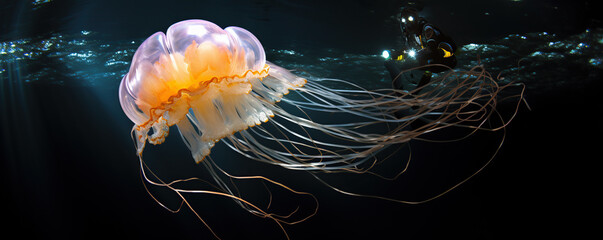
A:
194,156,206,164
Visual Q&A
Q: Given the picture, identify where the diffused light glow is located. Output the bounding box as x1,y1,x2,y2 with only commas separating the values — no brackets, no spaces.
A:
186,25,209,36
381,50,390,59
407,50,416,58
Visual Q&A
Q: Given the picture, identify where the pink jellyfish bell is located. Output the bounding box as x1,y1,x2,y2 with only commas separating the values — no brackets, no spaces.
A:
119,20,306,163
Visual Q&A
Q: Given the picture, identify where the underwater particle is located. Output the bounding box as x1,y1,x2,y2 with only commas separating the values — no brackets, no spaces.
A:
589,58,602,67
32,0,52,9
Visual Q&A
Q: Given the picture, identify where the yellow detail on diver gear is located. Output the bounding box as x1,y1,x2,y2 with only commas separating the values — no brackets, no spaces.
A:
441,48,453,58
396,55,404,61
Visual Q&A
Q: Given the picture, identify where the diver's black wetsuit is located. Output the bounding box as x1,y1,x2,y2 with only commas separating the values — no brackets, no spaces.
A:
385,14,457,93
385,9,458,124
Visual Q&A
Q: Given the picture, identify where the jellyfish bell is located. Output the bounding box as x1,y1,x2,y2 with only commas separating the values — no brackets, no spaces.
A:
119,19,306,163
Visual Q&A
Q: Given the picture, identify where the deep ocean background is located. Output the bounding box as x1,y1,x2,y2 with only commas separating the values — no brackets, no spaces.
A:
1,0,601,239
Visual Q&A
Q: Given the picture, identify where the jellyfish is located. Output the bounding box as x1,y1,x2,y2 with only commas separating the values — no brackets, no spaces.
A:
119,19,524,238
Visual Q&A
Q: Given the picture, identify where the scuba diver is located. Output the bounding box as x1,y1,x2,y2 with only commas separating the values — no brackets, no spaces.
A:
384,7,457,94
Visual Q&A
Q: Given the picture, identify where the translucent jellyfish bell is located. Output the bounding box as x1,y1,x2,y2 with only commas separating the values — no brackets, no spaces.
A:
119,19,304,161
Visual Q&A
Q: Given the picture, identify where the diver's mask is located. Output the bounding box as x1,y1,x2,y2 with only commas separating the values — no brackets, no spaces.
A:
399,8,420,34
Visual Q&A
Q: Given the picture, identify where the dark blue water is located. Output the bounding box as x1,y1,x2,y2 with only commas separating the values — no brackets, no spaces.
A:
1,0,601,239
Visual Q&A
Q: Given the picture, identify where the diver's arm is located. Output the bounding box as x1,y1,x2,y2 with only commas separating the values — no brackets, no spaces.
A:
416,41,454,65
416,24,451,63
390,49,406,61
415,48,432,65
